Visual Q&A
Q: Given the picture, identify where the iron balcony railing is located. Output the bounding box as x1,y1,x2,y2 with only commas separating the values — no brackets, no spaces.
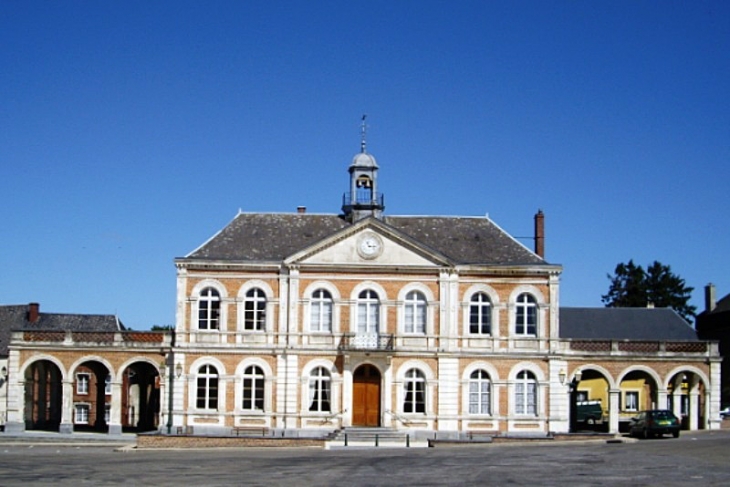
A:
342,191,385,210
338,333,394,351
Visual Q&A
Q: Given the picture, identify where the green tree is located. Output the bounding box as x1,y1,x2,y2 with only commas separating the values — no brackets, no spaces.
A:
150,324,174,331
601,259,696,323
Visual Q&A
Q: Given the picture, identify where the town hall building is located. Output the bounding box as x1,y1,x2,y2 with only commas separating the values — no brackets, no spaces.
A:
2,138,722,439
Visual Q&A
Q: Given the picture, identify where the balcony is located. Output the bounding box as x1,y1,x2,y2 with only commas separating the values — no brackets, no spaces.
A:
342,191,385,212
338,333,394,351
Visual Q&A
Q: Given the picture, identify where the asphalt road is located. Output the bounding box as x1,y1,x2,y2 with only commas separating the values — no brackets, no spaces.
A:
0,431,729,486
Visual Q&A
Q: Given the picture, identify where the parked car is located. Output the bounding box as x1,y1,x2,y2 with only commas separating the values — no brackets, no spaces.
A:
576,400,604,425
629,410,680,439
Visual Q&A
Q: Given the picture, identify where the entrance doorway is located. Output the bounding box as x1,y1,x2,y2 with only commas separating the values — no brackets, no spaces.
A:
352,364,381,427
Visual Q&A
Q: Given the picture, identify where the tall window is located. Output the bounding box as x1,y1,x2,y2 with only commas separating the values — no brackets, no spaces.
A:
469,292,492,335
105,375,112,395
357,290,380,334
404,291,426,334
310,289,333,332
244,288,267,331
515,293,537,336
76,373,90,395
469,370,491,415
242,365,265,411
515,370,537,415
196,365,219,410
308,367,331,412
198,287,220,330
74,404,90,424
403,369,426,413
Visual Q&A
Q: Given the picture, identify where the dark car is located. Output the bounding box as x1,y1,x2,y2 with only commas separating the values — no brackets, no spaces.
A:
629,410,681,439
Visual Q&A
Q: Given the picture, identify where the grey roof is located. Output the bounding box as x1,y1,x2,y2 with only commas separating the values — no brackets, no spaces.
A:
182,212,547,266
559,307,698,341
0,305,123,357
383,216,544,265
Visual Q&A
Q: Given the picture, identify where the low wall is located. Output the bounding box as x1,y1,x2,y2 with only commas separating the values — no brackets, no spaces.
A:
137,434,326,449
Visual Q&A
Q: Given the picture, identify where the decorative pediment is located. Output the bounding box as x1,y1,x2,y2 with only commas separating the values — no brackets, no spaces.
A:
285,220,449,267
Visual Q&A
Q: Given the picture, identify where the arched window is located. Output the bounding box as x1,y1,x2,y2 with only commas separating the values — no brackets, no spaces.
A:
515,293,537,336
469,370,491,415
357,290,379,334
469,292,492,335
196,364,219,410
404,291,426,334
310,289,333,332
198,287,220,330
403,368,426,413
308,367,331,412
244,288,267,331
515,370,537,415
242,365,265,411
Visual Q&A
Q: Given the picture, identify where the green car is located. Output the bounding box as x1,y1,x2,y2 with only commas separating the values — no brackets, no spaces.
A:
629,410,681,439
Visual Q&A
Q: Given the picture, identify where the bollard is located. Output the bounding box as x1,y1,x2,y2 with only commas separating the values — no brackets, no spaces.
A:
375,434,379,447
344,433,348,447
406,434,410,448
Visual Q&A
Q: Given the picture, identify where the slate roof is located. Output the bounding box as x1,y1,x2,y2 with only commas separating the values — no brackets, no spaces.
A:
0,305,123,357
182,212,547,266
559,307,698,341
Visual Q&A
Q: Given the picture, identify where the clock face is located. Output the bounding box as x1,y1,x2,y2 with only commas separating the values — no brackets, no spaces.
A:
357,233,383,259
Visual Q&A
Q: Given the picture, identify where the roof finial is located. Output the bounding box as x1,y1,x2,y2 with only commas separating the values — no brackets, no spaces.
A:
360,114,367,153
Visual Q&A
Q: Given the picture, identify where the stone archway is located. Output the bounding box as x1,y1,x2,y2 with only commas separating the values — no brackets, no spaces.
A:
667,371,706,430
24,360,62,431
121,361,160,432
352,364,381,427
71,360,112,432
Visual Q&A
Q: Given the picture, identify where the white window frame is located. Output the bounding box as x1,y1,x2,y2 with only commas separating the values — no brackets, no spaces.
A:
308,367,331,413
468,292,492,335
241,365,266,411
514,370,537,416
468,369,492,415
243,287,267,332
74,403,90,424
196,364,219,411
76,373,90,395
105,374,112,395
309,289,333,333
403,368,426,414
198,286,221,330
356,289,380,334
403,290,427,334
514,293,537,336
624,390,640,412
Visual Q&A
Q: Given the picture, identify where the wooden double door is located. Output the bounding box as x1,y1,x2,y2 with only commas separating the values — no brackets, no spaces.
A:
352,365,381,427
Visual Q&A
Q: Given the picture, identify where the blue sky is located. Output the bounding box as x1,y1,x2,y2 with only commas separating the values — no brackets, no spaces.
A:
1,1,728,329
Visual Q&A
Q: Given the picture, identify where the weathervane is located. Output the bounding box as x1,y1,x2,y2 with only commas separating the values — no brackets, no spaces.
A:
360,114,368,153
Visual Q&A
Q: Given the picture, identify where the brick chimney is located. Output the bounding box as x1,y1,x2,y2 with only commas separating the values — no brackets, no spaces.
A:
705,283,717,313
534,210,545,258
28,302,40,323
297,206,306,214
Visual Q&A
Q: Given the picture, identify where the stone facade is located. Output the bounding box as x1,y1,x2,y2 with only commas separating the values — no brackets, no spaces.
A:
2,145,722,437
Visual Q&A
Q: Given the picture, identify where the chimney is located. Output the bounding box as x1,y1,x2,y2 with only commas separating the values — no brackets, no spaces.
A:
28,302,40,323
534,209,545,258
705,283,717,313
297,206,306,214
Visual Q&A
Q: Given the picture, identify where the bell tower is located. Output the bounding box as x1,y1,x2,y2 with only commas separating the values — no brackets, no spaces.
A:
342,116,385,222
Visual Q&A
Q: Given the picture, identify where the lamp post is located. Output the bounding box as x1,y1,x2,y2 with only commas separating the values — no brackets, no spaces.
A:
163,329,179,435
560,368,582,432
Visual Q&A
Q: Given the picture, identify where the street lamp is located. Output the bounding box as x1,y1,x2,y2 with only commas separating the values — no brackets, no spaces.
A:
560,368,583,432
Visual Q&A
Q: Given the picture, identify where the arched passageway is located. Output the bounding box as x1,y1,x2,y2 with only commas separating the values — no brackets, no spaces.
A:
24,360,62,431
121,362,160,432
71,360,111,432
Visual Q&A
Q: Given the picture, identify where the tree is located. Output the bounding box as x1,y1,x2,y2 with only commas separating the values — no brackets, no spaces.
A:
150,324,174,331
602,259,696,323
